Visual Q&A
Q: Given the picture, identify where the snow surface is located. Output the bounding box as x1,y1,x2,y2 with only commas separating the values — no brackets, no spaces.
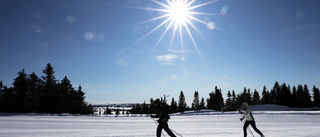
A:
1,110,320,137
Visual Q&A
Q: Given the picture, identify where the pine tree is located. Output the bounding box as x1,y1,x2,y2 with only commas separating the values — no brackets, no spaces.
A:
207,86,224,111
170,97,177,113
252,89,260,105
75,85,92,114
297,85,304,107
58,76,73,113
28,72,42,112
270,81,279,104
192,91,200,110
231,90,236,110
105,107,112,114
200,97,206,109
225,91,233,111
150,98,155,113
40,63,58,113
142,101,148,114
0,81,4,111
237,87,252,106
280,83,291,106
178,91,187,112
312,85,320,107
1,86,15,112
13,69,29,112
304,84,312,107
291,86,298,107
215,87,224,111
261,86,267,104
207,91,215,110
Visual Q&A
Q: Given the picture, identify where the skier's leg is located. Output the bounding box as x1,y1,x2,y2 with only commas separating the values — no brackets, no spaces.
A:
163,122,176,137
243,121,249,137
251,121,263,135
157,123,163,137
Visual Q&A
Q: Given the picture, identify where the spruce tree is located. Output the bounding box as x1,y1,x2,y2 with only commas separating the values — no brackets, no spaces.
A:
105,107,112,114
207,91,215,110
178,91,187,112
170,97,177,113
291,86,298,107
28,72,42,112
297,85,304,107
142,101,148,114
13,69,29,112
0,81,3,111
252,89,260,105
231,90,236,110
280,83,291,106
40,63,58,113
59,76,73,113
270,81,279,104
304,84,312,107
200,97,206,109
225,91,233,110
261,86,267,104
207,86,224,111
192,91,200,110
312,85,320,107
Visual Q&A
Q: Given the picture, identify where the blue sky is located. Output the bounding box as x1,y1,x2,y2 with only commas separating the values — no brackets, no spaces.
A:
1,0,320,105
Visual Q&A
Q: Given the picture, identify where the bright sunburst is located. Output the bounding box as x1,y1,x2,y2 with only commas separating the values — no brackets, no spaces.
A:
131,0,219,65
168,0,189,24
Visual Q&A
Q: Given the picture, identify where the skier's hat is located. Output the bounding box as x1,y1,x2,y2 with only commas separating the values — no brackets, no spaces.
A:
242,102,248,107
154,98,160,104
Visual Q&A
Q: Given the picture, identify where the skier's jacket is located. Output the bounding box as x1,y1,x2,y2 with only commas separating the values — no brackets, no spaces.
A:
243,107,255,121
152,105,170,123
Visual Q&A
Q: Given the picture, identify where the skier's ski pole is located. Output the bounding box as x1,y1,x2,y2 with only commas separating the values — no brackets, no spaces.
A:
170,128,183,137
239,110,255,137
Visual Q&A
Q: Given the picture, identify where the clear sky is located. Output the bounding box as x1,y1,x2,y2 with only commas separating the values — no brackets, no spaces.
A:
1,0,320,105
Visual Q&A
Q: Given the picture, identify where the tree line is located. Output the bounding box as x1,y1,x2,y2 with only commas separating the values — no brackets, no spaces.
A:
0,63,93,114
131,81,320,114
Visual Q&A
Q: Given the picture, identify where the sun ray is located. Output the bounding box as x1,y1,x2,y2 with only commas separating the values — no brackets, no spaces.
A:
152,0,171,9
189,11,221,16
187,15,207,25
179,21,184,53
183,20,208,69
133,14,171,27
131,16,172,46
188,0,219,10
152,19,175,52
169,22,178,50
185,18,201,35
186,0,196,7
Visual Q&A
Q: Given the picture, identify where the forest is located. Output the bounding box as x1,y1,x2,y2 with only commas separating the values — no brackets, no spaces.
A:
0,63,93,114
130,82,320,114
1,63,320,115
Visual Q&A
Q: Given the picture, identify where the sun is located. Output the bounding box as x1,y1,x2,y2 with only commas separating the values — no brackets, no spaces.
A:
168,0,189,24
129,0,219,66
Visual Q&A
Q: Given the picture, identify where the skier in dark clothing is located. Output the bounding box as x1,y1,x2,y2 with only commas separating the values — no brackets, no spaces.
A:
239,102,265,137
150,99,176,137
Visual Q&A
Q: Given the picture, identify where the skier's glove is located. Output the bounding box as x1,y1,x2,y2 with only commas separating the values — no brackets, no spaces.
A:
240,118,244,121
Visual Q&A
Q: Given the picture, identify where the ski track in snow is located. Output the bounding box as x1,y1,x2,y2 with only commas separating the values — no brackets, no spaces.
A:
0,112,320,137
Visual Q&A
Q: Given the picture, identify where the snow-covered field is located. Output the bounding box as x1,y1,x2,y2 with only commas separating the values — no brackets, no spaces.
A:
1,110,320,137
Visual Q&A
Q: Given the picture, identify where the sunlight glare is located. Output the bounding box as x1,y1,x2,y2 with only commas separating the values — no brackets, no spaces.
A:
129,0,219,68
169,0,189,25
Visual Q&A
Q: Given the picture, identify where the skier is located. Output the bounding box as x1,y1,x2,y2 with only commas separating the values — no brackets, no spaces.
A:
239,102,265,137
150,99,176,137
